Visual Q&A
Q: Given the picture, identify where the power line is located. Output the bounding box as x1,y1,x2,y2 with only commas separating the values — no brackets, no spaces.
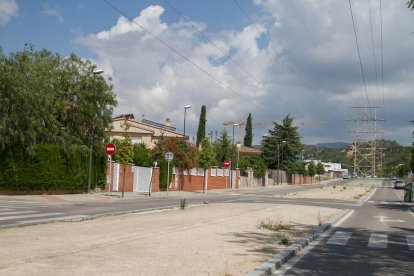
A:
367,0,381,107
380,0,386,121
348,0,373,113
161,0,302,116
102,0,275,118
232,0,310,92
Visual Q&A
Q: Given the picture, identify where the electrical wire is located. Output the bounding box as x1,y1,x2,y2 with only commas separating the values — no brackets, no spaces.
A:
348,0,373,115
102,0,275,118
161,0,302,117
368,0,381,107
232,0,310,92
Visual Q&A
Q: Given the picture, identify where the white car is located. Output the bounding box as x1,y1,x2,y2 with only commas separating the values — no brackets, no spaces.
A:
394,180,405,189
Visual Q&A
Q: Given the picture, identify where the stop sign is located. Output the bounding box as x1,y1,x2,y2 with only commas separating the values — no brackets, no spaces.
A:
105,143,116,155
224,160,230,167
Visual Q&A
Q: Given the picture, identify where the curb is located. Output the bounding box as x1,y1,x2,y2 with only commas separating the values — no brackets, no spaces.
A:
246,209,351,276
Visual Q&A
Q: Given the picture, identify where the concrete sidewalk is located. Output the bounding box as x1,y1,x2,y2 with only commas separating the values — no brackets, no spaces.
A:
0,178,342,203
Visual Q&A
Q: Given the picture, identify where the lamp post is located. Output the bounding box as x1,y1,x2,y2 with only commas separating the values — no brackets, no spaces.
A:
279,140,286,185
87,68,104,194
183,105,191,139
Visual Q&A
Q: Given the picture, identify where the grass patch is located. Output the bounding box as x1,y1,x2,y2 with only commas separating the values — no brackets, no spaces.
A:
180,198,187,209
259,219,291,231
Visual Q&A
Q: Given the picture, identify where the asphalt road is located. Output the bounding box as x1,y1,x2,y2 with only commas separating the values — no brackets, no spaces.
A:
276,180,414,276
0,179,353,229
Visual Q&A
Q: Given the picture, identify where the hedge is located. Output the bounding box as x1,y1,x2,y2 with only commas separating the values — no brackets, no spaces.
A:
0,144,106,192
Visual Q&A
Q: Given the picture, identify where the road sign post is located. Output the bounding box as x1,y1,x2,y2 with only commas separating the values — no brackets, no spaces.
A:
165,152,174,195
105,143,116,198
224,160,230,189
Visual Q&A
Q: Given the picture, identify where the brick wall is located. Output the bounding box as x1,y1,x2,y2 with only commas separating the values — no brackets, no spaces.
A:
171,168,239,191
107,162,160,193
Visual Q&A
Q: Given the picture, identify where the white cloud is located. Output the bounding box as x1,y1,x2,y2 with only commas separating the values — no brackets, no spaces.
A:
0,0,18,25
97,5,167,40
40,3,63,23
76,2,414,146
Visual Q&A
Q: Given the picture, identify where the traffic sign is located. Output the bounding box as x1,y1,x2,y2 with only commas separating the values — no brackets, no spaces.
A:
224,160,230,167
164,152,174,161
105,143,116,155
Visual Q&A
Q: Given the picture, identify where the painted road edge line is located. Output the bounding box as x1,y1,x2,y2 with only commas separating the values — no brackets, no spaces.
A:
245,209,352,276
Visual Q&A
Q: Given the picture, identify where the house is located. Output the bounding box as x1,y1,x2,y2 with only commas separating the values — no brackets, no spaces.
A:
106,114,185,149
238,145,262,156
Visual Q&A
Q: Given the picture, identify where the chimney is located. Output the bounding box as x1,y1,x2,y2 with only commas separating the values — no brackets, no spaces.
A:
165,118,171,126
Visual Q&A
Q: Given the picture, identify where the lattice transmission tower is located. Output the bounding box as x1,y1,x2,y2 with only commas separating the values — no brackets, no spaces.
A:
349,106,385,177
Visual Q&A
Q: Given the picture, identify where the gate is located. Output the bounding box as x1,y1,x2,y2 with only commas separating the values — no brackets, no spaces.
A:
132,166,153,193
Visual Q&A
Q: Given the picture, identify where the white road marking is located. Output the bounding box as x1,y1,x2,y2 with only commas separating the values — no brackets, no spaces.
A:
406,235,414,251
333,210,354,227
0,210,37,216
273,226,336,275
368,234,388,248
374,215,405,223
394,189,404,202
363,188,377,202
326,231,353,245
0,213,64,221
18,215,91,224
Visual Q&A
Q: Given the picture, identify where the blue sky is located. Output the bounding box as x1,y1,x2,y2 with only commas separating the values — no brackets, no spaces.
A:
1,0,414,146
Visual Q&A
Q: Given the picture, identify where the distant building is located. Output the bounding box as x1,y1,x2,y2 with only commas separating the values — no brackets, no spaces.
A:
106,114,185,149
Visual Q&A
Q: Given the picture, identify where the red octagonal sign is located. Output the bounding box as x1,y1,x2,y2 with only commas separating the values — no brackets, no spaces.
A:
224,160,230,167
105,143,116,155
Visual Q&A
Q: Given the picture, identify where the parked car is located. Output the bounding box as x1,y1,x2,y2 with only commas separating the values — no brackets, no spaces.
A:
342,174,350,179
394,180,405,189
391,176,397,181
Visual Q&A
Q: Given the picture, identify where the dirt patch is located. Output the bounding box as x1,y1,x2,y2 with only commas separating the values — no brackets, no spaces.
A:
281,179,380,201
0,203,341,276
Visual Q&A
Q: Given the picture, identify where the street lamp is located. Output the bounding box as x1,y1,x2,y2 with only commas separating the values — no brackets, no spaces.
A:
87,68,104,194
183,105,191,139
236,143,241,168
279,140,286,185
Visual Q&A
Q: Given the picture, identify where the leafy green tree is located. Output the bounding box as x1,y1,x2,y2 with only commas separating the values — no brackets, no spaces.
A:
408,0,414,10
133,143,152,167
307,161,317,177
262,114,303,173
307,161,316,183
214,129,234,164
198,138,216,193
243,113,253,147
0,45,116,156
111,119,134,197
112,120,133,164
316,162,325,182
239,156,267,179
196,105,207,147
156,137,198,190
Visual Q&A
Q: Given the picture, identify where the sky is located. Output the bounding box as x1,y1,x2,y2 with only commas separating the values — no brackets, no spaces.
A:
1,0,414,146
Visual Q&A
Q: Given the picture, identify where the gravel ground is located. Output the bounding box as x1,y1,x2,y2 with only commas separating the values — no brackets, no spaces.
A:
0,182,377,276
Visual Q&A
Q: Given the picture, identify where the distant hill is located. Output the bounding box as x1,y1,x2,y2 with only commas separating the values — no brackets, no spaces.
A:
315,142,350,149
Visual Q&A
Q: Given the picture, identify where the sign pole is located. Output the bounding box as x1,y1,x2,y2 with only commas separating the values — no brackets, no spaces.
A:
107,155,112,198
167,158,170,196
164,152,174,196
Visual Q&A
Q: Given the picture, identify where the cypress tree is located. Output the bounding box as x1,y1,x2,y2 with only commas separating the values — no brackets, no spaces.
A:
196,105,207,147
243,113,253,147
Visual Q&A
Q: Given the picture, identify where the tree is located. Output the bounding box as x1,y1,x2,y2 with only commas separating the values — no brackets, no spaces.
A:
198,138,216,193
111,119,133,198
316,162,325,182
0,45,117,156
408,0,414,10
196,105,206,147
133,143,152,167
239,156,267,179
214,129,234,164
243,113,253,147
307,161,316,183
262,114,303,173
